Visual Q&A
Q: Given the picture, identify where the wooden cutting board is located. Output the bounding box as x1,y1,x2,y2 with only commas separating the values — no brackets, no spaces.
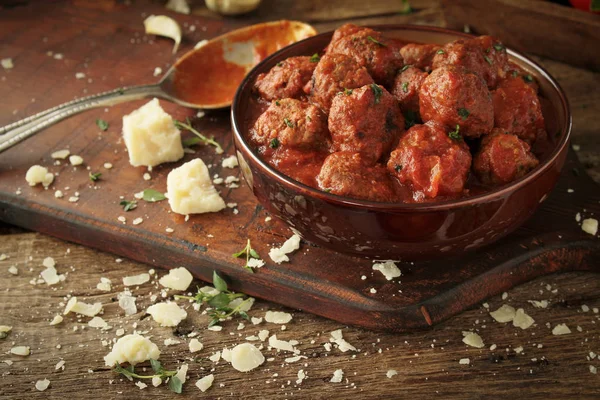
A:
1,1,599,332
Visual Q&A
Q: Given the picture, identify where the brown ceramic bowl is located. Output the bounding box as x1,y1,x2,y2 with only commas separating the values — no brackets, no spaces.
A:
231,25,571,260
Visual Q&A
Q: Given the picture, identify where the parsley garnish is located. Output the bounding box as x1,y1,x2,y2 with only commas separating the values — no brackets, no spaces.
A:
458,107,470,120
119,200,137,211
306,115,312,122
175,119,223,154
448,125,461,141
484,55,493,65
400,0,413,14
344,88,353,95
310,53,320,63
275,100,280,106
401,82,409,93
493,43,505,52
400,64,412,72
89,172,102,182
182,136,202,147
232,239,261,273
142,189,166,202
113,359,182,394
96,119,109,131
276,62,283,67
523,74,534,83
269,137,280,149
175,271,252,327
367,36,387,47
394,164,403,172
283,118,294,128
324,188,332,193
511,70,519,78
436,49,445,55
370,84,383,104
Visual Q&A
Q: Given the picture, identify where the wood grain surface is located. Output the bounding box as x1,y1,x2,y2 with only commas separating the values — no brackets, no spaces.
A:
1,0,600,398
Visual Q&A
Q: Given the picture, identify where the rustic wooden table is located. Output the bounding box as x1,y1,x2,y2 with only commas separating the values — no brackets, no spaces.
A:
1,1,599,399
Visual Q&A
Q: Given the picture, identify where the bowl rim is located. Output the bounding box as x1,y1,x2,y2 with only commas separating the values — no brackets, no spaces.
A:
231,24,572,212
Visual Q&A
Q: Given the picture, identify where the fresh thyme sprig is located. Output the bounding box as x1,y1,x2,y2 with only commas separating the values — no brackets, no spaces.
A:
175,119,223,154
113,359,182,394
232,239,261,273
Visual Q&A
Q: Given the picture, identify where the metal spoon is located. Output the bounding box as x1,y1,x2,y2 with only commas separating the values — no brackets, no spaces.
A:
0,20,316,153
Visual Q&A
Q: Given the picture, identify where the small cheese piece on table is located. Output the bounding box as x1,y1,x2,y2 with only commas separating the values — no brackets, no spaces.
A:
25,165,54,188
195,374,214,392
122,98,184,167
103,334,160,366
167,158,226,214
146,302,187,327
230,343,265,372
159,267,193,291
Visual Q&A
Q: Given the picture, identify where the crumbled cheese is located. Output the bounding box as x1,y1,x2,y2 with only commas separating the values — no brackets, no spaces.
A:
462,331,485,348
489,304,516,323
189,338,203,353
118,291,137,315
268,234,301,264
167,158,226,215
195,374,214,392
221,155,239,169
514,346,524,354
146,302,187,327
35,378,50,391
208,325,222,331
590,365,598,375
143,173,151,181
221,348,232,362
268,335,296,352
49,315,63,325
68,196,79,203
103,334,160,366
10,346,30,356
386,369,398,378
54,190,63,198
123,273,150,286
330,369,344,383
152,377,162,387
296,370,306,384
251,317,263,325
0,254,8,261
88,316,110,329
159,267,193,291
104,163,113,169
265,311,292,324
228,297,254,312
75,72,85,79
25,165,54,188
582,218,598,236
459,358,470,365
330,329,357,352
372,260,401,280
69,155,84,166
40,259,65,285
63,297,103,317
175,363,188,384
0,325,12,338
51,149,70,159
135,381,148,390
528,300,549,309
285,355,306,363
209,352,221,362
582,304,590,312
8,265,18,275
122,98,184,167
247,258,265,269
258,330,269,341
230,343,265,372
143,15,182,54
552,323,571,335
166,0,190,14
132,217,143,225
1,58,14,69
513,308,535,329
153,67,163,77
96,277,112,292
55,360,65,370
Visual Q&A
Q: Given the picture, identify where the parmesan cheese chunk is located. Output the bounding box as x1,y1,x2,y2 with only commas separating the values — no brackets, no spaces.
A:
372,260,401,280
146,302,187,327
189,338,203,353
25,165,54,188
35,378,50,391
459,358,470,365
63,297,103,317
268,335,296,352
103,334,160,366
122,98,184,167
268,234,301,264
265,311,292,324
167,158,226,215
582,218,598,236
230,343,265,372
123,273,150,286
386,369,398,378
10,346,30,356
96,277,112,292
51,149,70,159
0,325,12,339
195,374,214,392
330,329,357,352
49,315,63,326
489,304,516,323
552,323,572,335
513,308,535,330
462,331,485,348
221,155,239,169
175,363,188,384
330,369,344,383
158,267,193,291
88,316,110,330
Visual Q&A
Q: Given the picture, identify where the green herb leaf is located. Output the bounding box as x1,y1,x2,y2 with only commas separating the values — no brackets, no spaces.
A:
150,359,163,374
213,271,228,292
511,70,519,78
343,88,353,95
96,119,109,131
283,118,294,128
448,125,461,141
483,55,493,65
400,64,412,73
89,172,102,182
370,84,383,104
436,49,445,55
238,311,250,321
310,53,320,63
119,200,137,212
457,107,470,120
592,0,600,11
367,36,387,47
400,0,413,14
249,249,260,259
208,317,220,328
269,138,280,149
182,137,202,147
142,189,166,202
523,74,534,83
394,164,403,172
401,82,409,93
168,376,183,394
208,293,231,309
324,188,332,193
275,100,280,106
276,62,283,67
174,120,223,154
493,43,505,52
403,110,417,130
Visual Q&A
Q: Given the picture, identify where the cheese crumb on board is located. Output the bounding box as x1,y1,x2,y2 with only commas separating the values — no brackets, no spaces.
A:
189,338,203,353
96,277,112,292
143,15,182,54
330,329,357,352
268,233,301,264
372,260,401,280
146,302,187,327
195,374,214,392
159,267,193,291
1,58,14,69
552,323,572,335
386,369,398,378
35,378,50,391
0,325,12,338
122,98,184,167
459,358,470,365
175,363,188,384
167,158,226,215
513,308,535,330
462,331,485,348
221,155,239,169
118,291,137,315
582,218,598,236
123,273,150,286
69,155,83,166
489,304,516,323
268,335,296,352
135,381,148,390
40,259,65,285
88,316,110,330
264,311,292,324
51,149,70,159
63,297,103,317
528,300,549,309
25,165,54,188
103,334,160,366
10,346,30,356
49,315,63,325
8,265,18,275
152,377,162,387
230,343,265,372
330,369,344,383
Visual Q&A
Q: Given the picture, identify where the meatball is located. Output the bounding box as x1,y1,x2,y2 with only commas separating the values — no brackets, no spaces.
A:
328,84,404,163
270,148,328,188
317,152,396,202
391,66,428,117
326,23,364,52
473,130,539,185
327,27,404,86
254,56,317,101
432,37,507,89
472,36,509,85
251,98,329,151
419,66,493,139
400,43,441,71
492,76,545,144
306,53,374,112
387,121,472,200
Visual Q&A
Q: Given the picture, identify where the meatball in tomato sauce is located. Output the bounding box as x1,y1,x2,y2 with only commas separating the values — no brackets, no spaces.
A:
317,152,396,202
492,76,545,145
399,43,441,71
419,66,493,139
254,56,317,101
473,130,539,185
251,98,330,151
391,66,428,118
329,84,404,164
306,53,374,112
387,121,472,201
